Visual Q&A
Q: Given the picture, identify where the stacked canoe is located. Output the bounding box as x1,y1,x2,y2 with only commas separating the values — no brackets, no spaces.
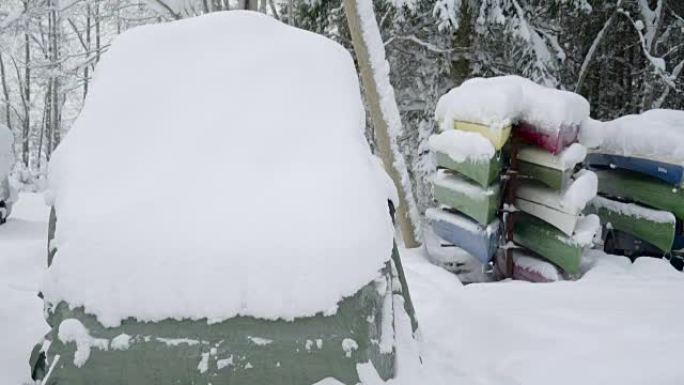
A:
429,75,601,282
426,127,506,266
586,152,684,265
507,125,600,280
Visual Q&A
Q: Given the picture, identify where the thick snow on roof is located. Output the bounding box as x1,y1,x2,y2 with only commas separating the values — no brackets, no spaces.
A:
435,76,589,134
43,11,395,327
0,125,13,179
589,109,684,163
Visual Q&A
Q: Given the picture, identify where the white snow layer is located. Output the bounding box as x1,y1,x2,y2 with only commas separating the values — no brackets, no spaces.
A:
435,75,589,133
561,170,598,212
58,318,109,367
0,124,13,180
582,109,684,163
43,12,395,327
428,130,496,162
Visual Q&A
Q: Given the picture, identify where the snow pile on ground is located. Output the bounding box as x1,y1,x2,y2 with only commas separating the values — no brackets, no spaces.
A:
403,246,684,385
429,130,496,162
0,193,49,385
435,76,590,133
43,11,395,327
0,124,13,179
582,109,684,162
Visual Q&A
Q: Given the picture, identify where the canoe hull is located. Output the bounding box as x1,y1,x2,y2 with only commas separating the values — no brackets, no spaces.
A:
512,213,582,274
515,122,579,154
587,198,675,253
435,151,502,188
433,179,501,226
594,169,684,221
586,152,684,187
518,160,572,190
515,197,578,236
452,121,511,150
430,212,501,264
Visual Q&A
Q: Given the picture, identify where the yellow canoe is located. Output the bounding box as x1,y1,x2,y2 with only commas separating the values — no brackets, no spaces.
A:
449,121,512,150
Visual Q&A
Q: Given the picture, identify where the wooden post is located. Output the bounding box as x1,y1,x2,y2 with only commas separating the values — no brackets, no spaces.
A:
343,0,421,248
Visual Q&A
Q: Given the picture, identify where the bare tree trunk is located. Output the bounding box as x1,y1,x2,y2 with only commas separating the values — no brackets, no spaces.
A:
239,0,258,11
287,0,295,25
22,0,30,168
343,0,421,248
0,53,12,133
84,2,92,98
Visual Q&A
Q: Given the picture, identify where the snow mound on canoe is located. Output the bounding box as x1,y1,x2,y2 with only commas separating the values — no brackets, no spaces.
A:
586,109,684,163
435,75,589,133
428,130,496,162
44,11,395,327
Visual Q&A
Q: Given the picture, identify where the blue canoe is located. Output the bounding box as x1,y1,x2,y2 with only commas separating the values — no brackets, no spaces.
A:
586,152,684,187
426,208,501,264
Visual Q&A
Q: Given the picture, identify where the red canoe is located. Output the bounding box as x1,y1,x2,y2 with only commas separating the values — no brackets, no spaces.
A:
515,122,579,154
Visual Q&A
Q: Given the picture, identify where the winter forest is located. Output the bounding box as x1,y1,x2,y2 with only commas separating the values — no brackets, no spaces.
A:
1,0,683,208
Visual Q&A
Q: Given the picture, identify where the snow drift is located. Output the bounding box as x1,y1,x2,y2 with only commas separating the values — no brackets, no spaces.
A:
43,11,395,327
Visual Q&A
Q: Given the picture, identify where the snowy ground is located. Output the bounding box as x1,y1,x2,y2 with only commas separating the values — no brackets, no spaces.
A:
2,193,683,385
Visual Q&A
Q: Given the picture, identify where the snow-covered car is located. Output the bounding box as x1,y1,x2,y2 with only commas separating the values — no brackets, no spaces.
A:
30,11,418,385
0,125,14,223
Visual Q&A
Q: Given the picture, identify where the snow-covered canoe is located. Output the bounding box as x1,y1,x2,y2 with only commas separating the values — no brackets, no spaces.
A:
516,144,586,190
433,170,501,226
496,249,561,283
35,205,418,385
514,182,582,236
512,212,583,274
586,152,684,187
434,150,502,188
427,208,501,264
515,122,580,154
587,196,676,253
595,169,684,221
451,121,512,150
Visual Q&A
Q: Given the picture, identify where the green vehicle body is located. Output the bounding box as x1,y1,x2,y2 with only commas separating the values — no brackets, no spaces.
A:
434,151,502,188
433,177,501,226
595,169,684,221
31,211,418,385
587,199,676,253
512,212,583,274
517,160,572,191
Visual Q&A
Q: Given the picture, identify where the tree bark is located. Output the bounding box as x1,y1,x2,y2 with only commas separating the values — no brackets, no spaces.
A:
343,0,421,248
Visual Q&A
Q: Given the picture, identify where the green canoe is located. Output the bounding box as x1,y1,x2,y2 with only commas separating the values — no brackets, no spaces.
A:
512,212,583,275
432,170,501,225
434,151,502,188
595,169,684,221
32,211,419,385
517,160,573,191
587,196,676,253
